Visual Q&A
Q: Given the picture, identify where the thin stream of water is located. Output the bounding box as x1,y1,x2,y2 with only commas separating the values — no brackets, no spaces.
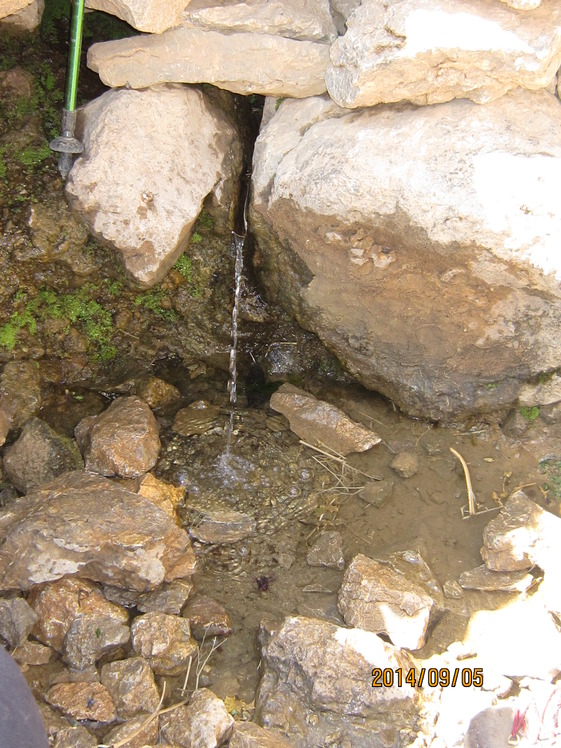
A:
226,232,245,456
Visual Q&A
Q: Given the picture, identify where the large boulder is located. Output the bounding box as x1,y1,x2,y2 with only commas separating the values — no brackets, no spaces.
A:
87,26,330,98
326,0,561,108
85,0,188,33
251,90,561,421
66,84,242,287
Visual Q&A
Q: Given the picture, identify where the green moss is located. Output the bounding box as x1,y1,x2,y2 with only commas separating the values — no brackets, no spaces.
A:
519,406,540,423
174,254,193,281
134,289,177,321
16,142,52,168
197,210,214,230
539,458,561,499
190,231,203,244
0,324,18,350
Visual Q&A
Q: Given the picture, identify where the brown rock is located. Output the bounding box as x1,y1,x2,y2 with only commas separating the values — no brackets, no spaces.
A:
390,452,419,479
173,401,222,436
11,639,53,666
136,580,193,615
75,397,160,478
306,531,345,569
0,472,196,592
459,564,534,592
182,595,232,640
102,713,159,748
229,721,295,747
63,613,130,670
46,681,117,723
0,406,10,447
0,596,38,647
131,612,198,676
101,657,160,718
115,375,182,411
159,688,234,748
137,472,184,518
0,361,41,429
269,383,380,455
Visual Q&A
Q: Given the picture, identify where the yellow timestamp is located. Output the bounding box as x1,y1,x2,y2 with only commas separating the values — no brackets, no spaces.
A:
372,667,484,688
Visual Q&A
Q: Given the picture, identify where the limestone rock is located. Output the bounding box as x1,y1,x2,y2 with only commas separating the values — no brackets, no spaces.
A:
3,418,84,493
28,577,129,652
269,383,380,454
159,688,234,748
459,564,534,592
100,657,160,718
85,0,187,33
229,722,295,748
306,530,345,569
326,0,561,108
136,580,193,615
63,613,130,670
46,681,117,723
0,0,43,29
338,554,434,650
0,0,34,19
87,26,329,98
188,508,256,544
518,373,561,406
251,90,561,421
0,597,38,647
182,594,232,640
131,611,198,675
0,472,196,592
66,85,242,287
75,397,160,478
184,0,337,42
102,713,159,748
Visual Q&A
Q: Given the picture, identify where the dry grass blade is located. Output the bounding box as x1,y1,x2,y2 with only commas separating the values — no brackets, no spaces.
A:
450,447,476,517
300,440,381,482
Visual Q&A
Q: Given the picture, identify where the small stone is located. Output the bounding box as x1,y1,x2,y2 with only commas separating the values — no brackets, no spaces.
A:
102,713,159,748
11,639,52,666
173,401,222,436
63,613,130,670
52,723,97,748
459,565,534,593
131,612,198,676
306,531,345,570
136,580,193,615
358,480,394,507
46,682,117,723
101,657,160,718
390,452,419,479
117,375,182,411
159,688,234,748
137,473,184,518
0,597,38,647
189,509,256,544
182,595,232,640
229,721,295,747
443,579,464,599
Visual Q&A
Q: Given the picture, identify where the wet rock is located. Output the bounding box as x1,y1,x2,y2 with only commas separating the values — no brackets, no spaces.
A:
501,408,533,438
46,681,117,723
136,473,184,519
390,451,419,479
66,85,242,287
0,596,38,647
27,200,93,275
481,490,561,571
116,374,182,411
159,688,234,748
443,579,464,599
229,721,295,748
3,418,84,493
136,579,193,615
63,613,130,670
101,657,160,718
358,480,394,507
188,508,257,544
85,0,185,33
257,616,417,745
130,611,198,676
185,0,337,42
338,554,434,649
182,594,232,640
306,530,345,569
326,0,561,108
28,577,129,652
0,472,196,592
75,397,160,478
88,27,329,98
11,639,52,666
173,401,222,436
269,383,380,455
251,90,561,422
459,564,534,592
102,713,159,748
0,360,41,430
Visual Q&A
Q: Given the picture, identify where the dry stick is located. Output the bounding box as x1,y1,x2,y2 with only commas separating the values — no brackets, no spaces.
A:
300,440,381,481
450,447,476,517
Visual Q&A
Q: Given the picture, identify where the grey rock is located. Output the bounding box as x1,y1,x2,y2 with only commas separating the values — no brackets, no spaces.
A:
359,480,394,507
0,597,38,647
63,613,130,670
464,707,515,748
101,657,160,718
189,508,256,544
160,688,234,748
131,611,198,676
306,530,345,569
459,564,534,592
136,579,194,615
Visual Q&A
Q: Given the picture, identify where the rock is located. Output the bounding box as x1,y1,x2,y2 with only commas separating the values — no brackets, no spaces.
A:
0,0,35,19
3,418,84,493
390,452,419,479
459,564,534,592
116,374,182,411
0,597,38,647
497,0,541,9
306,530,345,569
0,67,34,98
130,611,198,675
102,713,159,748
75,397,160,477
39,704,97,748
0,361,41,429
63,613,130,670
45,681,117,723
27,200,93,275
182,594,232,640
269,383,380,455
481,490,561,571
66,85,242,287
188,508,256,544
326,0,561,109
257,616,417,746
136,473,184,519
100,657,160,718
518,373,561,406
159,688,234,748
172,401,222,436
358,480,394,507
0,407,10,447
443,579,464,599
0,472,196,592
136,579,193,615
229,721,295,748
338,554,434,649
251,90,561,421
87,26,330,98
85,0,186,33
184,0,337,42
0,0,42,29
11,639,52,666
28,577,129,652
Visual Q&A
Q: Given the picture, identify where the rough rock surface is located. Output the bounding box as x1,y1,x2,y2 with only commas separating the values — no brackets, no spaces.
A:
229,722,295,747
101,657,160,718
0,0,34,19
458,564,534,592
63,613,130,669
3,417,84,493
130,611,198,675
338,554,434,649
326,0,561,108
0,360,41,430
182,594,232,640
0,472,196,592
0,597,38,647
251,90,561,421
102,714,159,747
85,0,187,33
159,688,234,747
269,383,380,454
45,682,117,723
87,26,330,98
0,0,42,29
188,508,257,544
75,397,160,478
306,530,345,569
66,85,242,287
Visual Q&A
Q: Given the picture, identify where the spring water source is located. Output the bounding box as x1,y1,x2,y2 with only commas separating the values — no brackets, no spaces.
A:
225,230,245,457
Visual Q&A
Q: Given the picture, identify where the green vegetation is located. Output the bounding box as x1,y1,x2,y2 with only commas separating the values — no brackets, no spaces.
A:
0,147,7,182
134,289,177,321
173,254,202,299
197,210,214,230
16,142,52,168
519,405,540,423
190,231,203,244
539,458,561,499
